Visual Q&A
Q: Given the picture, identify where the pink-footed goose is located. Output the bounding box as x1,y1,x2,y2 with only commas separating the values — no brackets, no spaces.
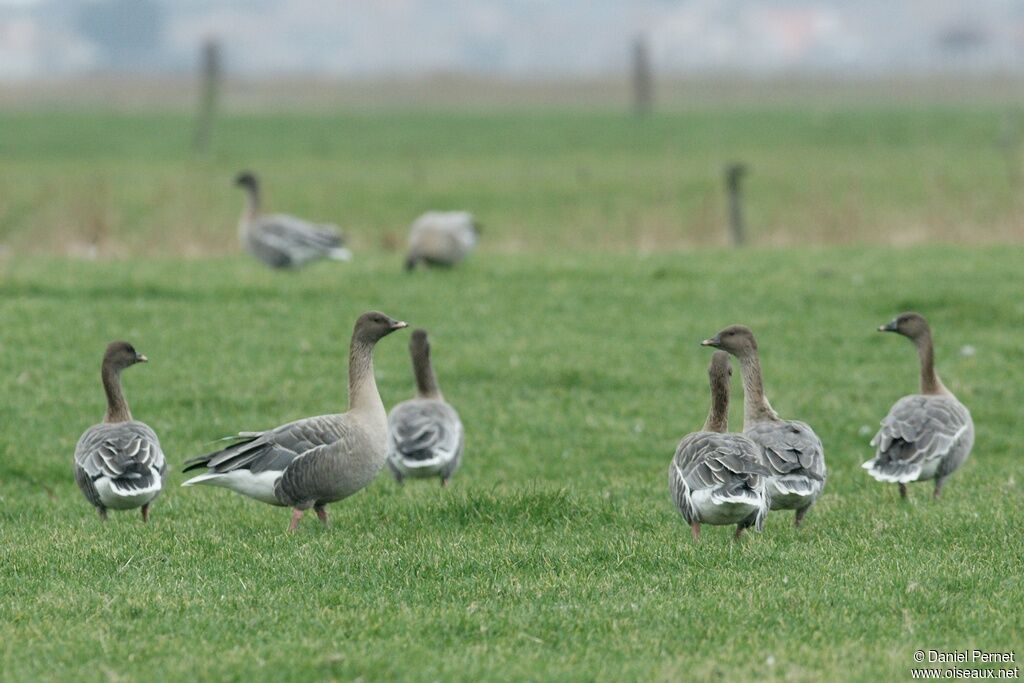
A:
235,171,352,269
181,312,407,531
74,342,166,522
387,329,464,486
669,351,770,541
404,211,479,271
862,313,974,499
702,326,827,527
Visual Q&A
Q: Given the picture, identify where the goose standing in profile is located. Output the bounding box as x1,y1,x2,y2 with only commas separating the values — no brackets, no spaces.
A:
182,312,407,531
702,326,826,527
387,329,464,486
74,342,166,522
404,211,479,271
863,313,974,499
669,351,770,541
235,170,352,269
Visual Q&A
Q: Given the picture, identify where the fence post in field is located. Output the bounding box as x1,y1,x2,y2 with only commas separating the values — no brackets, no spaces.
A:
724,163,747,247
999,109,1020,187
631,35,653,118
193,38,221,155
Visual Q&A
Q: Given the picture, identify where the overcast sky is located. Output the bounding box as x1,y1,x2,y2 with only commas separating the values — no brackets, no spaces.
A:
1,0,1022,80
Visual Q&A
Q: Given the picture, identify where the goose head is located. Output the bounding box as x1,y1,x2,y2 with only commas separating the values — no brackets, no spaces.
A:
104,341,148,372
701,324,758,358
879,312,930,340
234,171,259,191
354,311,408,345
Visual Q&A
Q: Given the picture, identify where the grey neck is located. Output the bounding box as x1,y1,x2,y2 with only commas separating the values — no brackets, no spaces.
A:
738,352,780,427
348,338,383,415
102,364,132,423
412,346,442,400
914,331,948,395
701,381,729,433
243,184,261,219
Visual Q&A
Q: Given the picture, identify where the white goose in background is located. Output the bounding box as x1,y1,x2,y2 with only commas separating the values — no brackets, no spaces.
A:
387,329,464,486
669,351,770,541
863,312,974,499
181,312,407,532
702,325,827,527
404,211,479,270
235,170,352,269
74,341,166,522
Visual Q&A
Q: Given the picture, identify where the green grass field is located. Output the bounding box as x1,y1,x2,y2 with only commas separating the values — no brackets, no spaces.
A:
1,246,1021,681
1,106,1023,681
1,107,1023,255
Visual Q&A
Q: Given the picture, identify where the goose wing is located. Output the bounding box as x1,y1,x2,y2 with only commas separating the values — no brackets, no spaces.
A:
865,395,973,481
387,400,463,468
745,420,826,481
249,214,347,266
74,422,166,500
672,432,770,489
183,414,347,477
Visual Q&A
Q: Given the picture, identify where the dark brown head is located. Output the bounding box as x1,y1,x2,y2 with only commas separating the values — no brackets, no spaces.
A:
234,171,259,191
701,324,758,358
103,341,147,372
353,311,408,345
878,312,930,340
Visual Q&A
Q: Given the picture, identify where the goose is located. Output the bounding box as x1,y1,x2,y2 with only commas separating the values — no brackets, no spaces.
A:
702,325,826,527
386,329,464,486
669,351,770,541
404,211,479,271
73,341,166,521
181,311,408,531
235,171,352,269
862,313,974,499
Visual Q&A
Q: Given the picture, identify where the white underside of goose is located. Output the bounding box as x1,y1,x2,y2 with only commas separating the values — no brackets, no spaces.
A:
689,488,762,525
390,454,448,475
181,470,283,505
766,476,823,510
861,457,941,484
95,472,162,510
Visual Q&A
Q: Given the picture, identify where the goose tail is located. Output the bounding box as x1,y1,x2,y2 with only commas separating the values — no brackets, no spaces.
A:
328,247,353,262
862,458,921,484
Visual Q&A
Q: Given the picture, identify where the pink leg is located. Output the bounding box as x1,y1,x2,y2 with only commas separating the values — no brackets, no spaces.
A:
98,507,108,522
141,504,150,523
690,522,701,542
315,505,328,526
440,477,449,488
734,525,746,541
899,483,908,500
288,508,304,532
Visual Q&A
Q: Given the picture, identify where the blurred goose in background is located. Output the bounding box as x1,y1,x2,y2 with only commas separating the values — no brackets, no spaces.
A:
404,211,479,270
387,329,464,487
863,313,974,499
235,170,352,269
182,312,407,532
669,351,770,541
74,342,166,522
703,326,826,527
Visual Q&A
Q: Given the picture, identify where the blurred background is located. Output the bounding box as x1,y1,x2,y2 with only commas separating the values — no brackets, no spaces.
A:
1,0,1023,255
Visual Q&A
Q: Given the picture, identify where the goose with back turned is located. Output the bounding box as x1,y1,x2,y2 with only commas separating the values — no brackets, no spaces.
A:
669,351,770,541
404,211,479,271
235,170,352,269
862,313,974,499
702,325,826,527
74,341,166,521
181,311,408,531
387,329,464,486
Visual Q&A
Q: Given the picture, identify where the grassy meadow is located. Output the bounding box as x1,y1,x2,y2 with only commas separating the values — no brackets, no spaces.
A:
0,105,1022,681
